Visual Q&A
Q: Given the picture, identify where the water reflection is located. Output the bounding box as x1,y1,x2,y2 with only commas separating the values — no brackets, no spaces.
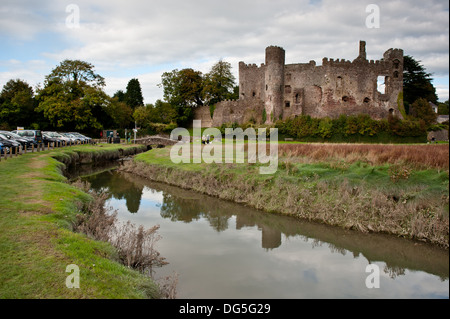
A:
83,169,449,298
88,170,143,213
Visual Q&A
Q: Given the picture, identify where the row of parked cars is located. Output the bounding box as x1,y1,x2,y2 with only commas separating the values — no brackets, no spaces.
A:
0,129,92,155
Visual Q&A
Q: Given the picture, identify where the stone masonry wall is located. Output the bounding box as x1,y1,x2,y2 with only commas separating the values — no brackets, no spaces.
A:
194,41,404,127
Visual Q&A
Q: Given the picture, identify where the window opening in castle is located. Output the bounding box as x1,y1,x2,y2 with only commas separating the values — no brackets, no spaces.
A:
285,101,290,108
336,76,343,90
286,73,291,82
393,59,400,69
285,85,291,94
377,76,386,94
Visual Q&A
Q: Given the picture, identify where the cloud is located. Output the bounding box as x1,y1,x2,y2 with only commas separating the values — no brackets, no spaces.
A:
0,0,448,103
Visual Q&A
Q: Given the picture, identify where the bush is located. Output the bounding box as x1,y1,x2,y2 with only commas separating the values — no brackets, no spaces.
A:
275,114,427,143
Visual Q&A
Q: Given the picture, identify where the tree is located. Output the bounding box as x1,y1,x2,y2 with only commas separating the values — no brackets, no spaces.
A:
203,60,236,105
151,100,178,124
106,97,133,129
125,78,144,109
133,100,178,128
0,79,37,129
403,55,438,109
159,68,204,125
113,90,126,102
46,59,105,89
438,100,449,115
36,60,109,132
410,98,437,127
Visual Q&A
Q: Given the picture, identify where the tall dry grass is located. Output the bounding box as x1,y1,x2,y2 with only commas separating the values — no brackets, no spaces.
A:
278,143,449,170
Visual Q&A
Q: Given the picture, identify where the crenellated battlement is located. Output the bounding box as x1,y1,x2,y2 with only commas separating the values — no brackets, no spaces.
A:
199,40,405,127
239,61,265,70
322,58,354,66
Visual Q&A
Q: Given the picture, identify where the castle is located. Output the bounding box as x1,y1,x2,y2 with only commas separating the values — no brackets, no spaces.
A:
194,41,404,127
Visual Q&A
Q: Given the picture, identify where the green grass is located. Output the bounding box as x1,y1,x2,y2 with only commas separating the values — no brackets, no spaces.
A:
0,143,160,298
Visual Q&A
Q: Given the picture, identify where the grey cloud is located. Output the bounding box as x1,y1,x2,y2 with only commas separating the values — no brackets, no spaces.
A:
1,0,448,102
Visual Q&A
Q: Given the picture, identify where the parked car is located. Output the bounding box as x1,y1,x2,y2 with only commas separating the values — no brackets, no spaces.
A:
69,132,92,143
0,131,35,149
0,141,6,155
42,132,65,146
60,132,81,143
43,131,69,146
0,135,22,154
11,129,43,145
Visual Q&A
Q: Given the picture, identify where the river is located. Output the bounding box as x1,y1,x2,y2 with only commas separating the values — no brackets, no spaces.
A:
77,162,449,299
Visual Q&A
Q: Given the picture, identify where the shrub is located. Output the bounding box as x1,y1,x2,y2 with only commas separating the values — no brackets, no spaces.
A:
275,114,427,143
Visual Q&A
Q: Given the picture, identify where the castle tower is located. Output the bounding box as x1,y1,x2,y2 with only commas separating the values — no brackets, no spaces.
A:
382,48,404,117
264,46,285,123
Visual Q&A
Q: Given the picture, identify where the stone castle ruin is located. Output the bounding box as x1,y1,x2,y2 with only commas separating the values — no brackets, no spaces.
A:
194,41,404,127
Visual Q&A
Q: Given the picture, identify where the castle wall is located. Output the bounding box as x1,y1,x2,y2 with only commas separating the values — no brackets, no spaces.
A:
211,98,265,127
193,98,265,128
239,62,265,100
280,44,403,120
193,41,404,127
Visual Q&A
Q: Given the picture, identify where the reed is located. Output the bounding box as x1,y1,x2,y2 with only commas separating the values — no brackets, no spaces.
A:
278,143,449,170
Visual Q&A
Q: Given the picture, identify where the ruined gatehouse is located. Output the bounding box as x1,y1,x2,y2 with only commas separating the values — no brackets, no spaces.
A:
194,41,404,127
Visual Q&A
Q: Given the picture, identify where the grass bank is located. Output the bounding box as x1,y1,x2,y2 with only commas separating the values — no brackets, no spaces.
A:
0,143,161,298
120,142,449,249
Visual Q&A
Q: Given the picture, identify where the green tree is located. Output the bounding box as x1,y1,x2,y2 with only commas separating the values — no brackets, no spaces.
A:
410,98,437,127
113,90,126,102
125,78,144,109
36,60,108,132
203,60,236,105
151,100,178,124
403,55,438,109
46,59,105,90
0,79,37,129
133,105,151,128
159,68,204,125
107,97,133,129
438,100,449,115
160,68,204,107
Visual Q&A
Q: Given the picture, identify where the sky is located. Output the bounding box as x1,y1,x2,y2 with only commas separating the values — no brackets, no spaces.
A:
0,0,448,104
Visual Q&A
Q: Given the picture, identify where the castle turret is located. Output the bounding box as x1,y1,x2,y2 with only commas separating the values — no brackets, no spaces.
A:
382,48,404,117
359,40,367,60
264,46,285,123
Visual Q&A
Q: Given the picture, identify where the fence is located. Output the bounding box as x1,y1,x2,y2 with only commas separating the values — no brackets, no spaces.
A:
0,139,92,162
